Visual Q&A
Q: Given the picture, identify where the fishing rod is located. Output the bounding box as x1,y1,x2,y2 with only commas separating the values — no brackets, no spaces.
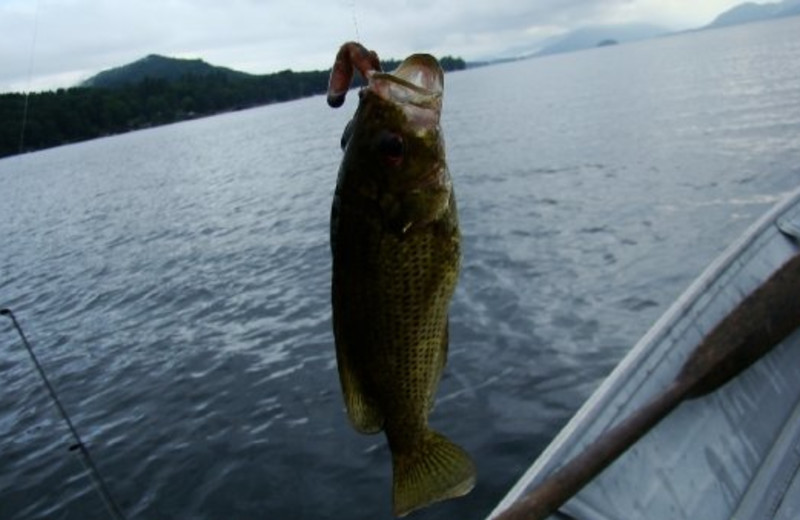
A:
1,308,127,520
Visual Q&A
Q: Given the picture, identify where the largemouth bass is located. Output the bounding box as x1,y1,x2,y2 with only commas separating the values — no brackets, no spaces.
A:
327,42,475,517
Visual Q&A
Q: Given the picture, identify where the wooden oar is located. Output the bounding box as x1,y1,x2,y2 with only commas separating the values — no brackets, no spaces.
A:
494,250,800,520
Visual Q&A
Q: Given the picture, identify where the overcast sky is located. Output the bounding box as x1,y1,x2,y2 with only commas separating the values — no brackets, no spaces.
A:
1,0,751,93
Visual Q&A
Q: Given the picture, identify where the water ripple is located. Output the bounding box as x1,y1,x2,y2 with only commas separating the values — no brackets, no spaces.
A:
2,20,800,520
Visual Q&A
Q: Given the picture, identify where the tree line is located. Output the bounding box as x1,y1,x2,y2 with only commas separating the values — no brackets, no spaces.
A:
0,57,466,159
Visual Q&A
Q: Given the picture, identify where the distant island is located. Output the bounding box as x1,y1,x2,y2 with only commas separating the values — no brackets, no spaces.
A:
534,24,666,57
0,54,466,159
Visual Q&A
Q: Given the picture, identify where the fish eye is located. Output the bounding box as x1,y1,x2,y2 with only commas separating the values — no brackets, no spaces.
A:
377,132,404,163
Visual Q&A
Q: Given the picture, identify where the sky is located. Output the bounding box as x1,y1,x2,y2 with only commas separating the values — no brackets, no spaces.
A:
0,0,754,93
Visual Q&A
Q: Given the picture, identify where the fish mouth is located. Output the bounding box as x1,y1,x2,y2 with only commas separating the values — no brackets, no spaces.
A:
369,54,443,118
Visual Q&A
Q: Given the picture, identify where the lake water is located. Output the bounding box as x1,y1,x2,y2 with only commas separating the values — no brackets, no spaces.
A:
1,17,799,520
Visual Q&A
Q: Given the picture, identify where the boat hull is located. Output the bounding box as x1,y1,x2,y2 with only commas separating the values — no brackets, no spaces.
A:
491,186,800,520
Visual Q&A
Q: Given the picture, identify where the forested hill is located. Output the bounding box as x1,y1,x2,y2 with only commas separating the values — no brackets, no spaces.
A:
81,54,254,88
0,54,466,159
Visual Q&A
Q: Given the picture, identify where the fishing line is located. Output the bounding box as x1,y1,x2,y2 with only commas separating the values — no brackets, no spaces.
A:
18,0,42,154
1,309,127,520
350,0,361,42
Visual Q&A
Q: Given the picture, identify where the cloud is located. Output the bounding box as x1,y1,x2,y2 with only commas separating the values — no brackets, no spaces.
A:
0,0,745,93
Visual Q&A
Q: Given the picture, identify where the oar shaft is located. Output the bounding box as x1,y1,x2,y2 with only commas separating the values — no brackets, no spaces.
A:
682,252,800,397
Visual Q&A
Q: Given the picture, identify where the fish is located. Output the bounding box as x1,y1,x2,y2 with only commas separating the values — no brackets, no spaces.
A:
327,42,476,517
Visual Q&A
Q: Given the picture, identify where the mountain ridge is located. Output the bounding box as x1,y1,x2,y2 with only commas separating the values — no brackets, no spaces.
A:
82,54,253,88
705,0,800,28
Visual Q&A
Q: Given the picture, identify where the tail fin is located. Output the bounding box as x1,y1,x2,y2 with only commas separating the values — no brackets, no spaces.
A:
392,430,476,517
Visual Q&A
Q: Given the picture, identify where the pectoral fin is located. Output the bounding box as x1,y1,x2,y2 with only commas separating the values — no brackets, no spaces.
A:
334,334,384,434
